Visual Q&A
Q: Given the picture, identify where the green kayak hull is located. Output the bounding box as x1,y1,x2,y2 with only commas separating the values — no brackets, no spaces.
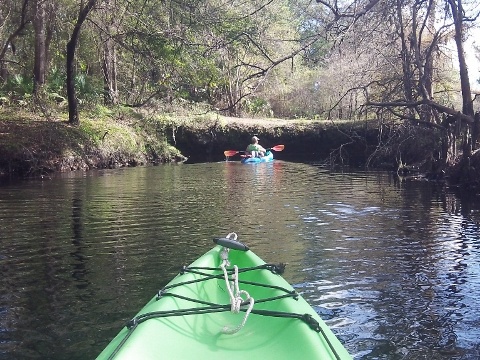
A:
97,240,351,360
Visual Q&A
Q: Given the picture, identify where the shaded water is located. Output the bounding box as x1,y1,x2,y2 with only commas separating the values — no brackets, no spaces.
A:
1,161,480,359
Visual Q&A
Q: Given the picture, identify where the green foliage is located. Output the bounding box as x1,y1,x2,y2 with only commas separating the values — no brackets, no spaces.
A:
75,73,102,103
1,0,332,116
0,75,33,99
0,66,102,108
47,67,66,94
7,0,472,126
243,97,272,116
90,104,115,119
79,114,145,157
79,119,105,144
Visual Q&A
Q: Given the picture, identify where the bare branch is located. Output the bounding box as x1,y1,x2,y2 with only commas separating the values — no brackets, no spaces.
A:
365,98,476,124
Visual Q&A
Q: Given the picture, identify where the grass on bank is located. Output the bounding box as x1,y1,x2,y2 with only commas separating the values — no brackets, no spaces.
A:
0,103,451,184
0,106,185,177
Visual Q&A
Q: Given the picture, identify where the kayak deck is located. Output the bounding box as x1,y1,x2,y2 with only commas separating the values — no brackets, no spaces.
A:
97,236,351,359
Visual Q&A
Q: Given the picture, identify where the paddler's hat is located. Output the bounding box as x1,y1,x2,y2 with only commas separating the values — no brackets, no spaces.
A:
251,136,259,142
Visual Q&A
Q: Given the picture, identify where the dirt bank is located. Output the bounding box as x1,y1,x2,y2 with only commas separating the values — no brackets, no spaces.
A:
2,109,477,192
0,108,185,178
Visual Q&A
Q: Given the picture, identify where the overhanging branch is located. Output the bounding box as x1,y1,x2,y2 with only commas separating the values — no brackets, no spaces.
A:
365,98,475,124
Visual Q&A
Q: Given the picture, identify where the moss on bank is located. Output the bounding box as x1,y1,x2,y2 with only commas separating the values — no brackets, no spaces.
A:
169,115,440,170
0,107,185,178
0,106,451,185
2,105,480,193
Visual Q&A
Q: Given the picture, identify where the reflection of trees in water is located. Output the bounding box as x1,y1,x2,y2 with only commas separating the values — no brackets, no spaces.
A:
71,194,89,288
296,173,480,357
443,191,480,224
3,165,480,358
374,183,478,357
222,160,306,279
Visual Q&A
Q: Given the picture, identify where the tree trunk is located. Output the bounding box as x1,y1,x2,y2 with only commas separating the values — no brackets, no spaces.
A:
102,38,118,105
66,38,79,125
422,0,438,124
66,0,98,125
33,0,47,95
448,0,475,155
100,0,118,105
45,1,56,71
395,3,414,119
0,0,31,82
449,0,474,117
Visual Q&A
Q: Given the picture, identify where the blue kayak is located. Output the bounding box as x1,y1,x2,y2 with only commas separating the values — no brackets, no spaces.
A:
241,150,273,164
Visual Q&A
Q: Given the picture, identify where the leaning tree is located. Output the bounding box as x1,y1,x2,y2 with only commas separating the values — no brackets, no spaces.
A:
314,0,479,172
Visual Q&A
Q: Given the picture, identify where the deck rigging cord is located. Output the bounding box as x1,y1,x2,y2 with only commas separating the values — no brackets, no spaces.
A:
106,232,342,360
219,239,255,334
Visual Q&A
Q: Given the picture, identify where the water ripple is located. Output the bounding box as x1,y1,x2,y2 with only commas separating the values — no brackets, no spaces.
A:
1,165,480,359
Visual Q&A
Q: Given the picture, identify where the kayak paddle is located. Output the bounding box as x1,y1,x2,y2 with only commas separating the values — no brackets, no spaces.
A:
224,144,284,157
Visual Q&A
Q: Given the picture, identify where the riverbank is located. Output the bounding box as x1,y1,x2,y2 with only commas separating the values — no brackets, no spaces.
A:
0,106,383,178
0,107,186,178
2,106,479,192
171,114,382,165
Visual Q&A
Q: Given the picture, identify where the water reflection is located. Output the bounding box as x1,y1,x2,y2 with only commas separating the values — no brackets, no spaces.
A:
0,164,480,359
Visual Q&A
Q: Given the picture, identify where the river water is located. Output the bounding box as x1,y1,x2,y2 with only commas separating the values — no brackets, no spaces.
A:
1,160,480,359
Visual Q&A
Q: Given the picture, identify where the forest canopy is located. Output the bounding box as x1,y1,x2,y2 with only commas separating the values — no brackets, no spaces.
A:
1,0,480,174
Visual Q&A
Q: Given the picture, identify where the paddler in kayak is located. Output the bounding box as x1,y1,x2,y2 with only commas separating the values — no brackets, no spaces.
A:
246,136,266,157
